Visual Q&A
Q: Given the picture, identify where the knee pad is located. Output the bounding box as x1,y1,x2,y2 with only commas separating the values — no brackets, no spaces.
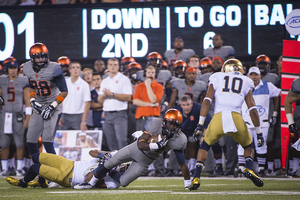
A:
200,140,211,151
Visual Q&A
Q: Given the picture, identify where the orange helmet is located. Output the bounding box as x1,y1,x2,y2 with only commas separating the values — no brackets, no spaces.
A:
127,62,142,80
255,54,271,74
199,57,212,70
29,43,49,68
147,52,162,69
121,56,135,72
57,56,71,67
162,109,183,139
162,60,169,70
173,60,187,78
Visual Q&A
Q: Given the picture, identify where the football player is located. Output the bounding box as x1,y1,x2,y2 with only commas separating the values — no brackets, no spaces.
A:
0,58,31,176
57,56,71,77
285,78,300,139
168,67,207,109
173,60,187,79
23,43,68,157
5,150,130,189
189,59,264,190
196,57,213,84
75,109,191,189
120,56,135,73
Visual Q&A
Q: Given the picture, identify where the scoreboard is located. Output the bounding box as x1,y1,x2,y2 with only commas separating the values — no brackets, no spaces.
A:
0,1,299,64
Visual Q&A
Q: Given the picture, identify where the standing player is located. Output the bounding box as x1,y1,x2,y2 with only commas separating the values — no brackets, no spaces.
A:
22,42,68,156
0,59,31,176
189,59,264,190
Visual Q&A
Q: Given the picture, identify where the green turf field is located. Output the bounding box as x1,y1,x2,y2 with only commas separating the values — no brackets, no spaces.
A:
1,176,300,200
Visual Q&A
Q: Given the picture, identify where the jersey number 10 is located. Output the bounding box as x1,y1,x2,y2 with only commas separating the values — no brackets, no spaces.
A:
222,76,243,94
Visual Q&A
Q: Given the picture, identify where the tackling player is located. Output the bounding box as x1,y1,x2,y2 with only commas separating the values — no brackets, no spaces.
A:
189,59,264,190
75,109,191,189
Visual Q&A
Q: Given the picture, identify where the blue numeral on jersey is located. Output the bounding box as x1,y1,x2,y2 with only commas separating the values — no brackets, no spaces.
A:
222,76,243,94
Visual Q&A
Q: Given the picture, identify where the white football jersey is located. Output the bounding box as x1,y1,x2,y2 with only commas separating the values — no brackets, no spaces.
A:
210,72,254,114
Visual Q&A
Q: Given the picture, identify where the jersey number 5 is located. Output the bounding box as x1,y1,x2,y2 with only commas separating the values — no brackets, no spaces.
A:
30,80,52,96
7,87,15,102
222,76,243,94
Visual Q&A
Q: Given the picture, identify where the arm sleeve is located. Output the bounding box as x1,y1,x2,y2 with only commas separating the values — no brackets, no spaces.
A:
53,73,68,92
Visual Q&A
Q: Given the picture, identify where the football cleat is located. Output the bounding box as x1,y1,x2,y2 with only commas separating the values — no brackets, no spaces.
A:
0,170,10,176
243,168,264,187
48,182,60,188
189,177,200,190
73,182,94,189
28,180,49,188
6,177,28,188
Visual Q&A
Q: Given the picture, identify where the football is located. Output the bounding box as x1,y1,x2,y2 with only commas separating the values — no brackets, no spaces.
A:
147,134,165,143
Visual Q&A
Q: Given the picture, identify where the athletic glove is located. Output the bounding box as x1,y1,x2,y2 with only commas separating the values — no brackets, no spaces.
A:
193,124,204,141
289,123,299,137
160,101,168,114
30,98,42,114
257,132,264,147
41,105,55,120
157,138,168,150
0,95,4,106
269,116,277,126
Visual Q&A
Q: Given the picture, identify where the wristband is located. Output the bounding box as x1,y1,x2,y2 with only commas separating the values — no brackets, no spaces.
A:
25,107,32,115
255,127,262,134
198,116,206,125
50,101,58,108
30,97,36,102
248,106,257,112
272,111,278,117
149,143,159,150
56,95,65,102
286,113,295,125
203,97,212,104
111,93,114,97
30,92,36,98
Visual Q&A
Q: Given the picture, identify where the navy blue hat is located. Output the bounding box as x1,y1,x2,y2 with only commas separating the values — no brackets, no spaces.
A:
6,60,19,69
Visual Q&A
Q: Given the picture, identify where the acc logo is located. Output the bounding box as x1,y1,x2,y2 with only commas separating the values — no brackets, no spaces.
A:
246,105,265,117
285,9,300,36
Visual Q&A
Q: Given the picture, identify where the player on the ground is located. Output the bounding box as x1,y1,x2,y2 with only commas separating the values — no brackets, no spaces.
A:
5,150,130,189
189,59,264,190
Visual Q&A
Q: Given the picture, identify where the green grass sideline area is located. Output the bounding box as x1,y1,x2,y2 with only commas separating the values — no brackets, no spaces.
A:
0,177,299,200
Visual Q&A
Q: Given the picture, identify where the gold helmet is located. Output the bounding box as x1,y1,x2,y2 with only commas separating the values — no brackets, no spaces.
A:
221,58,243,74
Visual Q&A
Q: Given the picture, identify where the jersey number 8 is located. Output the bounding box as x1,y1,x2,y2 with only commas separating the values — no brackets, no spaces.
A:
30,80,52,96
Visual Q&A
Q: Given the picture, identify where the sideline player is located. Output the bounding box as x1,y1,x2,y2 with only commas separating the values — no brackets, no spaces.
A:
0,59,31,176
75,109,191,189
23,42,68,155
189,59,264,190
5,150,129,189
285,78,300,137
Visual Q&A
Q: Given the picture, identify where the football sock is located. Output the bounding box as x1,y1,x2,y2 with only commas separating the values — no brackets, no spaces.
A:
24,163,41,183
194,161,204,178
189,158,196,171
1,160,8,171
89,175,99,186
245,156,253,170
268,162,274,171
274,159,281,170
43,142,56,154
19,179,28,188
17,159,24,170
